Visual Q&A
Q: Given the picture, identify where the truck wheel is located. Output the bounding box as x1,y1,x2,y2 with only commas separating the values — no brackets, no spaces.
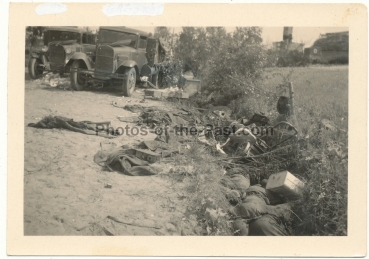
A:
28,58,44,79
122,67,136,97
70,60,86,91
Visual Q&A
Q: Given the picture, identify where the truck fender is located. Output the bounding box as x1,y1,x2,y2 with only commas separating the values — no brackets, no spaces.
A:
66,53,93,70
117,61,139,77
29,52,48,66
119,60,138,69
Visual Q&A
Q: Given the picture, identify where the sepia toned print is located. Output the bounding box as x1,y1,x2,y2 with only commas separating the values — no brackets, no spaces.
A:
24,25,348,236
7,3,367,257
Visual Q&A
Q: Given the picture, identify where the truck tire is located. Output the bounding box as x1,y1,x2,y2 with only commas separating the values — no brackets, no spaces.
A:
28,58,44,79
122,67,136,97
70,60,86,91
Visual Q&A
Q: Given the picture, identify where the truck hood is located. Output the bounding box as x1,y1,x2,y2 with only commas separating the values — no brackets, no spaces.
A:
105,45,135,51
108,46,135,59
49,40,79,46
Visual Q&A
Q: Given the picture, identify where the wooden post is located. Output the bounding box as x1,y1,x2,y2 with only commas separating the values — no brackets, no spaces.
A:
288,81,300,134
288,82,295,116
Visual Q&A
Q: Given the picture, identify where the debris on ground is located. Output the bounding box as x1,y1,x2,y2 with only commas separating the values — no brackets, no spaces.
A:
104,184,112,189
178,75,202,97
42,73,71,89
114,104,201,128
94,148,161,176
28,116,114,138
28,76,309,235
108,80,308,235
145,88,190,99
156,86,305,236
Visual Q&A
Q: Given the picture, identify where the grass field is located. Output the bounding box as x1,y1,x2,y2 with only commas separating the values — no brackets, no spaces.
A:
248,66,348,235
262,66,348,125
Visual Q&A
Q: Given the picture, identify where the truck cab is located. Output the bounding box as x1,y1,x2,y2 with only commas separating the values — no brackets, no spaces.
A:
28,26,96,79
69,27,166,97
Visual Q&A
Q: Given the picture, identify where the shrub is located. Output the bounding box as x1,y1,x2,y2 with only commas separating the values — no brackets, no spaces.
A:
265,49,279,67
328,56,349,64
156,59,183,88
169,142,232,236
201,38,267,105
277,50,305,67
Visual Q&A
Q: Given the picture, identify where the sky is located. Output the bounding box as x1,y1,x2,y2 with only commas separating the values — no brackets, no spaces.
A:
86,26,348,48
261,27,348,47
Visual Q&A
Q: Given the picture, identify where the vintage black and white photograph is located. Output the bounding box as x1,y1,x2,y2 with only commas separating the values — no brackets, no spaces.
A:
23,25,349,237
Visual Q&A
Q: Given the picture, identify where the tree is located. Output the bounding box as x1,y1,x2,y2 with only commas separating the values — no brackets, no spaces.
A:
25,26,47,47
154,27,172,42
204,27,229,56
174,27,216,76
200,27,267,105
231,27,263,47
154,27,177,58
170,26,268,105
174,27,199,74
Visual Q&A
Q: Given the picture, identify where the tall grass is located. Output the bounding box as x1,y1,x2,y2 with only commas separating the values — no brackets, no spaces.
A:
246,66,348,235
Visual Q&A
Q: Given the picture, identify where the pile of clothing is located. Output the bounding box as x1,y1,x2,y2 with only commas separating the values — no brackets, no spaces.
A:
94,148,160,176
28,116,113,138
221,174,291,236
94,132,193,176
116,103,236,130
115,104,200,129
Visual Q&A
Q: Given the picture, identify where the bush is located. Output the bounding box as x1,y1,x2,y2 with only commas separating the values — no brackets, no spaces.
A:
328,56,349,64
277,50,305,67
264,49,279,67
200,32,267,105
156,59,183,88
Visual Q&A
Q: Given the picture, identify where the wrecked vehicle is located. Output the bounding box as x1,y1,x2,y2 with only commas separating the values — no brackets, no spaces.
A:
28,26,96,79
69,27,166,96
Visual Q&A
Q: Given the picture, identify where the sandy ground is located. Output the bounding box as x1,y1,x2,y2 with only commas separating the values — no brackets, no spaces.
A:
24,71,196,236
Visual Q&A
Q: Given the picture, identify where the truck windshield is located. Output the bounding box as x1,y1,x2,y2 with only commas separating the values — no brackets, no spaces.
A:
47,30,81,44
98,30,138,48
82,33,96,44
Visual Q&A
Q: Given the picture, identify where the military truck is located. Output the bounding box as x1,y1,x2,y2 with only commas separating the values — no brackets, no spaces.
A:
28,26,96,79
69,27,166,96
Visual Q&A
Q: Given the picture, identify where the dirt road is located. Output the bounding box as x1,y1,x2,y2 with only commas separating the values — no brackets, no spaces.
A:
24,71,194,236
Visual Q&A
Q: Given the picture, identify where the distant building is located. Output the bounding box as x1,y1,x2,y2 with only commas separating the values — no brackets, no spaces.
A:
304,31,348,64
270,27,305,66
272,27,304,53
319,31,349,40
272,41,304,52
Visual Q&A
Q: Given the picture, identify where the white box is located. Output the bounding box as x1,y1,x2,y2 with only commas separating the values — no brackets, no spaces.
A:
266,171,304,199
